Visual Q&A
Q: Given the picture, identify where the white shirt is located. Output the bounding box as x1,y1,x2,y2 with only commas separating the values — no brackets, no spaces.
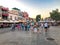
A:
41,23,44,27
44,23,48,27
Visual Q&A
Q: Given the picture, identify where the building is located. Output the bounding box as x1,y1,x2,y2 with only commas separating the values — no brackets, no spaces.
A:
22,11,29,20
8,10,27,23
0,6,9,20
0,6,28,27
0,6,2,19
8,10,19,21
21,11,30,22
0,6,9,27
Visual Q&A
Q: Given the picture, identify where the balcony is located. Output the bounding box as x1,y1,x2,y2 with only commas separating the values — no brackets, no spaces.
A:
2,7,9,11
2,13,9,16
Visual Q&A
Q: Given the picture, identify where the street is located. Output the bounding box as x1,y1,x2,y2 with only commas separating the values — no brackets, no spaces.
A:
0,26,60,45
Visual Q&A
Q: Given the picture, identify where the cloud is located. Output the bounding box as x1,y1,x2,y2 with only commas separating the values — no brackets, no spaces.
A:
0,0,27,10
0,0,60,18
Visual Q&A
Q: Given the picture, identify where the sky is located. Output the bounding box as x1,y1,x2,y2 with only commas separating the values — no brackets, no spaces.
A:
0,0,60,19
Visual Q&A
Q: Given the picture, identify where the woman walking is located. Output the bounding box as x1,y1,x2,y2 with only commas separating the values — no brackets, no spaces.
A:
17,24,20,31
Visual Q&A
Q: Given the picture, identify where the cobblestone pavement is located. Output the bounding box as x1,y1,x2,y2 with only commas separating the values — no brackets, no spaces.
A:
0,26,60,45
0,28,11,34
49,26,60,45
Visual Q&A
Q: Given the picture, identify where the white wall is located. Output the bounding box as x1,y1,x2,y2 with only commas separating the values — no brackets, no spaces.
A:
8,14,18,21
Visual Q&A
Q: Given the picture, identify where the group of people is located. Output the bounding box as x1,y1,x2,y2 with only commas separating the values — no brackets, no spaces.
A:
11,22,30,31
11,22,50,34
10,21,52,40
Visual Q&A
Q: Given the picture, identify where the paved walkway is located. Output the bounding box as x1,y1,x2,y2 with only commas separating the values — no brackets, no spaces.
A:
49,26,60,45
0,26,58,45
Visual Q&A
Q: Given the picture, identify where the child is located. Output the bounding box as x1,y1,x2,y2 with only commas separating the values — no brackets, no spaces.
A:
33,22,38,33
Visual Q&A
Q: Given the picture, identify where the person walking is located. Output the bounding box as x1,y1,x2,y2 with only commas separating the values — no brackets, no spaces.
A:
33,22,39,33
17,24,20,31
44,22,50,38
24,22,27,31
40,23,44,34
11,23,16,31
20,23,22,30
21,23,25,31
33,23,37,33
30,23,34,32
27,23,30,31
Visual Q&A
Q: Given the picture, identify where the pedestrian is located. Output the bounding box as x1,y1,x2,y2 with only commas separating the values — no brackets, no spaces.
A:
20,23,22,30
41,23,44,29
30,21,34,27
24,22,27,31
44,22,50,38
40,23,44,33
30,22,34,32
17,24,20,31
21,23,25,31
33,22,39,33
11,23,16,31
33,24,37,33
27,24,30,31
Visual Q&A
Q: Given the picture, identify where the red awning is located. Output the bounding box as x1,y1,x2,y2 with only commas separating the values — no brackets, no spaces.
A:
2,14,9,16
2,8,9,11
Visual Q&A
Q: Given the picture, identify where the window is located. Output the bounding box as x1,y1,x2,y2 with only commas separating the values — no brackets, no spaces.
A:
0,13,1,17
0,10,2,12
0,10,2,17
15,17,17,20
10,16,12,20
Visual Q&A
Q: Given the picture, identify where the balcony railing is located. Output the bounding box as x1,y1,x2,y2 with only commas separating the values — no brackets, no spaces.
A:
2,13,9,16
2,8,9,11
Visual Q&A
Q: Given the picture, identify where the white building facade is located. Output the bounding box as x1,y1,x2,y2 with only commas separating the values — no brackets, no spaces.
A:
8,10,19,22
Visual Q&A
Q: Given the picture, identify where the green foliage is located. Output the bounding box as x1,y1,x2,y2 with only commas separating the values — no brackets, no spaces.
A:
36,15,41,22
12,7,20,11
50,9,60,21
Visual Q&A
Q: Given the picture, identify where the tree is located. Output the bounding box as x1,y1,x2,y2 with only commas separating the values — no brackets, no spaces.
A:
12,7,20,11
36,15,41,22
50,9,60,21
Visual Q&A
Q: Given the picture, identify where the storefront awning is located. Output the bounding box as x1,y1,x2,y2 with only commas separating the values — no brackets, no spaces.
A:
19,20,26,22
0,20,19,23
